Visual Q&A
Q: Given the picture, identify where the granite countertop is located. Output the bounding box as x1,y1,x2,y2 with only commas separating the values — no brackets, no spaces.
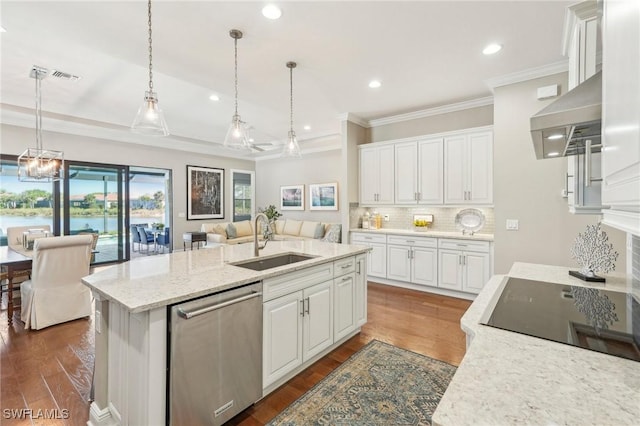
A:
82,240,369,313
433,262,639,426
349,227,494,241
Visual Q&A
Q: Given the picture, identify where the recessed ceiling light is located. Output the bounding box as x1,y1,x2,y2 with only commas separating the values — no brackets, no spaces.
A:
547,134,564,140
368,80,381,89
209,94,220,101
547,151,560,157
248,138,255,143
303,125,311,131
262,4,282,20
482,43,503,55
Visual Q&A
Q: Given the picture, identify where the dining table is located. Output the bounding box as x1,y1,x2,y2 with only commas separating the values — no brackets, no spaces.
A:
0,246,33,326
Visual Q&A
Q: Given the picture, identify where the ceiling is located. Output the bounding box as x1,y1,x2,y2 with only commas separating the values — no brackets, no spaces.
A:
0,1,572,160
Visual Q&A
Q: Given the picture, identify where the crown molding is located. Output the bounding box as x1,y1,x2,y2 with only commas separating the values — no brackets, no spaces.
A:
484,60,569,91
337,112,369,128
368,96,494,127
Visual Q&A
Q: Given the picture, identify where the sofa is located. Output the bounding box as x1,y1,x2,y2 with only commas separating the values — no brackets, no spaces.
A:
200,219,341,246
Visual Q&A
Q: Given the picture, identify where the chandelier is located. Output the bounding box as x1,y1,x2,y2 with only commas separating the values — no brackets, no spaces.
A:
281,61,301,158
131,0,169,136
17,66,64,182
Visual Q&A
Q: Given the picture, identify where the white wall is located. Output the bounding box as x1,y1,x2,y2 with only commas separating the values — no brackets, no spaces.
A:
493,73,627,273
1,124,255,250
255,147,342,225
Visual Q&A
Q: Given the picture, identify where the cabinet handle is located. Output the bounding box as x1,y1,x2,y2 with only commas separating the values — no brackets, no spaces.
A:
565,173,574,195
356,262,361,274
406,240,415,243
341,264,352,269
462,255,466,266
417,192,421,200
459,255,462,265
300,300,305,317
456,244,467,247
407,250,411,259
342,276,351,282
305,298,310,315
585,139,592,188
410,249,414,259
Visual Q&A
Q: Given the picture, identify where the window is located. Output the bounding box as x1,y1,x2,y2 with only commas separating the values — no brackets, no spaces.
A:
231,170,254,222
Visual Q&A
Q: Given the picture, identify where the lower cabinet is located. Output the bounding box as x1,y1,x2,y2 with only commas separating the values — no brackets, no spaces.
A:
350,232,387,279
263,256,367,390
386,235,437,287
438,239,491,293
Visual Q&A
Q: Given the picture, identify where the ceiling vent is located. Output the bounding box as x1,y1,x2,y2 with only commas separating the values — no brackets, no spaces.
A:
50,69,81,81
29,65,81,82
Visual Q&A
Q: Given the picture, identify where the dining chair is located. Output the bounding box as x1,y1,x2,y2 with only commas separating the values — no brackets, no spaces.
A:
156,227,171,253
7,225,51,251
130,223,148,252
78,232,99,263
20,234,93,330
137,226,156,254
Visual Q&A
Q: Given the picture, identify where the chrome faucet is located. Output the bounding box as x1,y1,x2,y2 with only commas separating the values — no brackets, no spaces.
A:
254,213,269,257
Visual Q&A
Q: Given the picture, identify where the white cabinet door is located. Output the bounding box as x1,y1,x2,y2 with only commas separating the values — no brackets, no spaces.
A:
355,254,367,327
333,274,356,342
360,145,395,205
395,142,418,204
418,138,444,204
444,135,467,204
462,252,490,294
263,291,303,386
602,0,640,235
386,244,411,282
444,131,493,205
303,281,333,361
368,242,387,278
411,247,437,287
468,132,493,204
438,249,463,291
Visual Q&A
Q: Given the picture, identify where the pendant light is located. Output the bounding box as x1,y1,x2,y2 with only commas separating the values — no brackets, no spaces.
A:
17,66,64,182
223,29,250,150
131,0,169,136
281,61,301,158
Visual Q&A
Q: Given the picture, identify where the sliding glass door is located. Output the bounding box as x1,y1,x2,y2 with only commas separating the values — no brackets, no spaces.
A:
64,162,127,264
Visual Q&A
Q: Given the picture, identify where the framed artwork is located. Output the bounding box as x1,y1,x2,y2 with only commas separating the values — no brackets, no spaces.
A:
280,185,304,210
309,182,338,210
187,165,224,220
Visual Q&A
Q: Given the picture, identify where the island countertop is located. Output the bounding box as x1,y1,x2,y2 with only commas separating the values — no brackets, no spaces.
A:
433,262,639,426
82,240,369,313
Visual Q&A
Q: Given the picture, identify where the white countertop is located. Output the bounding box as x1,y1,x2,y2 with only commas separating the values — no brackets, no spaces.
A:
349,227,494,241
433,262,639,426
82,240,369,313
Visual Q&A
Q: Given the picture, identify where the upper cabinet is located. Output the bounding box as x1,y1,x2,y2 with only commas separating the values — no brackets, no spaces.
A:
601,0,640,236
394,138,444,205
565,1,601,90
444,131,493,205
360,144,394,205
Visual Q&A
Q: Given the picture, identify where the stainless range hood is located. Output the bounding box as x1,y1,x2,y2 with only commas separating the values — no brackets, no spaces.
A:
530,71,601,159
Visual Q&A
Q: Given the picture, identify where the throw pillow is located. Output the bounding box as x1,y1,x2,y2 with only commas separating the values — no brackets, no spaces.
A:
234,220,253,237
321,224,341,243
274,220,286,234
213,224,227,237
299,221,320,238
226,223,237,239
283,219,303,236
313,223,326,239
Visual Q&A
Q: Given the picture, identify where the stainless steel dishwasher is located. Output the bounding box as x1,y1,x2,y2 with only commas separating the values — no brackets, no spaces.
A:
168,281,263,425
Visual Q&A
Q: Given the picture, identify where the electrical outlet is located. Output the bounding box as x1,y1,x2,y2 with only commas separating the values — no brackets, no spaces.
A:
506,219,519,230
383,214,390,222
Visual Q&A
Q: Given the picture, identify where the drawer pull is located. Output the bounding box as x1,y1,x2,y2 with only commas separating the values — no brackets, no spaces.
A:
456,244,468,247
341,264,352,269
406,240,415,244
342,276,351,282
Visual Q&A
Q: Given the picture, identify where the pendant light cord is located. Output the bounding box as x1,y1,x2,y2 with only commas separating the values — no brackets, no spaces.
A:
35,72,42,151
147,0,154,91
234,35,238,116
289,65,294,131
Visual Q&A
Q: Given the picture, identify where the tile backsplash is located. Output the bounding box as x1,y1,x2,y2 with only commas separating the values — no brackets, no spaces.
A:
349,206,495,234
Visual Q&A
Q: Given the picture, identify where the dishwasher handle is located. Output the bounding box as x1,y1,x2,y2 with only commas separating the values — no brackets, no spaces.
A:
177,291,262,319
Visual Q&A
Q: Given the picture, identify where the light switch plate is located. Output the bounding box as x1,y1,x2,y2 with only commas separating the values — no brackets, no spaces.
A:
506,219,519,230
383,214,390,222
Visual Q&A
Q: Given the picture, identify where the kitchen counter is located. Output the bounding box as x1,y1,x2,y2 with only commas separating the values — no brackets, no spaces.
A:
433,262,639,425
350,227,494,241
82,239,369,313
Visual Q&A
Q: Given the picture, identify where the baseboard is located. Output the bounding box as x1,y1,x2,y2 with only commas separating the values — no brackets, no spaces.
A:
368,277,476,301
88,402,118,426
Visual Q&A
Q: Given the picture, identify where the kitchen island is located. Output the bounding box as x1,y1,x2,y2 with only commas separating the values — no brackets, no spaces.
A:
82,240,370,426
433,262,639,425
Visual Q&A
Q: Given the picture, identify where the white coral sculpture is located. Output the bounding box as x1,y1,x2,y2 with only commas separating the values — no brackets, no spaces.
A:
570,223,619,277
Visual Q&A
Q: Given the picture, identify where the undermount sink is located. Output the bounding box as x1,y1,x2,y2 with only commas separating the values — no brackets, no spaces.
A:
231,253,317,271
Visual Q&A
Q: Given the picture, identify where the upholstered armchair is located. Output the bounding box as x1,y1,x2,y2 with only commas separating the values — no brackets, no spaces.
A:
20,234,93,330
156,227,171,253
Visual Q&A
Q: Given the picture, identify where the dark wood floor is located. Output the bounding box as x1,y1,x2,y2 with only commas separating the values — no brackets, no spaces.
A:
0,282,471,426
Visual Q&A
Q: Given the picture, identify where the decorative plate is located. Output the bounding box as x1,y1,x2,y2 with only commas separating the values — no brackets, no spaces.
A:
455,209,485,234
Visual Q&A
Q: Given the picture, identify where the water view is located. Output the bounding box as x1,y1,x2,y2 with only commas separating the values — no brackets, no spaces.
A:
0,216,161,234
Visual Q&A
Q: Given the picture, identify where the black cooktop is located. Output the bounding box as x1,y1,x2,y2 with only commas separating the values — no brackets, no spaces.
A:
481,277,640,362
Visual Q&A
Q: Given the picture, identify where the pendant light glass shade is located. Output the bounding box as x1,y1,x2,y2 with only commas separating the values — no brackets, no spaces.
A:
131,0,169,136
224,29,250,150
281,61,301,158
17,66,64,182
131,90,169,136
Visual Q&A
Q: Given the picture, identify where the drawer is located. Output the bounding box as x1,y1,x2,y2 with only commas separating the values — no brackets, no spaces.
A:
438,238,490,253
350,232,387,244
334,256,356,277
387,235,437,248
263,262,334,302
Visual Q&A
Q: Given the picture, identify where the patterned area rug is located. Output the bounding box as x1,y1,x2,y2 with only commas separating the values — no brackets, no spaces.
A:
267,340,457,425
